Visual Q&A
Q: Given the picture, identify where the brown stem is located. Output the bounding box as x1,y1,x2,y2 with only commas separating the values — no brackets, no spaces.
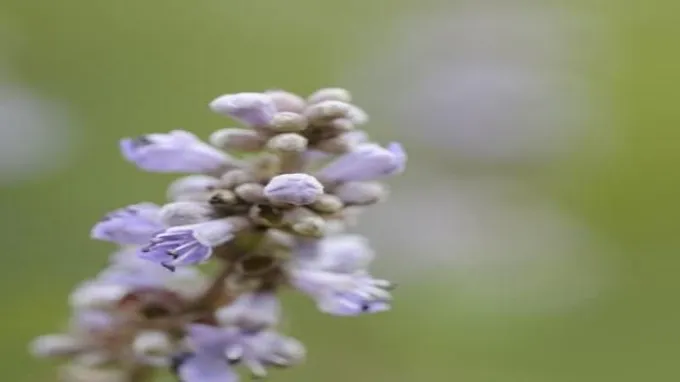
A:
126,364,153,382
189,261,235,311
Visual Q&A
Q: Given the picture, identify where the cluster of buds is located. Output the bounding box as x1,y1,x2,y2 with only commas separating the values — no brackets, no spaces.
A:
31,88,406,382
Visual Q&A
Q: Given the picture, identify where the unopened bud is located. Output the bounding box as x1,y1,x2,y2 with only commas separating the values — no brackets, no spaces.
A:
220,169,255,189
72,351,112,367
333,181,386,205
347,105,369,125
327,118,354,132
249,205,284,227
310,194,344,213
215,292,279,330
264,173,324,206
304,101,353,122
208,190,238,206
30,334,85,358
160,202,213,226
69,283,128,310
172,192,213,203
210,93,276,126
210,128,266,152
314,135,353,154
307,88,352,104
264,229,296,249
132,331,173,357
266,90,306,113
167,175,220,201
250,153,281,180
60,363,126,382
274,337,306,365
283,208,326,237
234,183,267,204
270,112,308,132
266,133,308,153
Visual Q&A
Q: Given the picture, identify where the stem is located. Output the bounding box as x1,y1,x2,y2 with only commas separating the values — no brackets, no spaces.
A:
190,261,235,311
127,364,153,382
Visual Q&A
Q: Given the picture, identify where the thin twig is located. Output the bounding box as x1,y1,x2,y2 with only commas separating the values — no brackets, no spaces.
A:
189,261,235,311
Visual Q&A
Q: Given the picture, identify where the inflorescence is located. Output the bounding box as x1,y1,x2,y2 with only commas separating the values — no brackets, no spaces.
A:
31,88,407,382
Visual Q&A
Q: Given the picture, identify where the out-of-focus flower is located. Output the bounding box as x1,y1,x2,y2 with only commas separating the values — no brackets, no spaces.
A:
360,166,612,316
120,130,231,173
91,203,163,245
0,84,76,184
348,1,613,164
33,87,405,382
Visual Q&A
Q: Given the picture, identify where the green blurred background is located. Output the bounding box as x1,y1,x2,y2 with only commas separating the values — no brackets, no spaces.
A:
1,0,679,381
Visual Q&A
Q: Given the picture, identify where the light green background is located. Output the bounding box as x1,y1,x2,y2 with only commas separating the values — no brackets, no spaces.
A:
1,1,679,381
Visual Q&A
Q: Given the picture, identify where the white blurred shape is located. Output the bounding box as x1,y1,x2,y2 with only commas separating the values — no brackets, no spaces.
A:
359,166,612,316
347,1,612,164
0,83,76,184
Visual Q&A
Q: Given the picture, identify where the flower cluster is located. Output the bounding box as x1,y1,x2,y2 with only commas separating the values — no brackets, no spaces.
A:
31,88,406,382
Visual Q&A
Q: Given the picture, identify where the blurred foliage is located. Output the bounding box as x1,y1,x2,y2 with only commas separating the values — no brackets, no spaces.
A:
0,0,679,381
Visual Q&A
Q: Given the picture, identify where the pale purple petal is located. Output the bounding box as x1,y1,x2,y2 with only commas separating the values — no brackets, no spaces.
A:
140,220,238,268
120,130,228,173
178,354,237,382
318,292,391,316
315,235,374,273
186,324,239,354
263,173,324,205
70,310,115,332
91,203,163,245
290,268,392,316
141,228,210,269
210,93,277,126
316,142,406,183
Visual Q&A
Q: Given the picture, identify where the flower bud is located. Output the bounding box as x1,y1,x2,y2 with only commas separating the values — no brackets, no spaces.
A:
270,112,308,132
283,207,326,237
208,190,239,206
250,153,281,181
265,90,306,113
69,283,128,310
160,202,213,226
132,331,173,357
210,93,277,126
266,133,308,153
219,169,255,189
167,175,220,201
314,134,353,154
234,183,267,204
30,334,86,358
60,363,126,382
210,128,266,152
333,181,386,205
310,194,344,213
215,292,280,330
347,105,369,125
264,173,324,206
304,101,353,122
307,88,352,104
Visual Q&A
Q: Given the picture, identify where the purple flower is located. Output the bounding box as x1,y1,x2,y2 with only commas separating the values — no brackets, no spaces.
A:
179,325,238,382
316,142,406,183
140,219,239,269
290,268,392,316
91,203,163,245
70,310,115,333
209,93,277,126
120,130,228,173
215,292,280,330
184,325,304,379
99,248,205,290
314,234,375,273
